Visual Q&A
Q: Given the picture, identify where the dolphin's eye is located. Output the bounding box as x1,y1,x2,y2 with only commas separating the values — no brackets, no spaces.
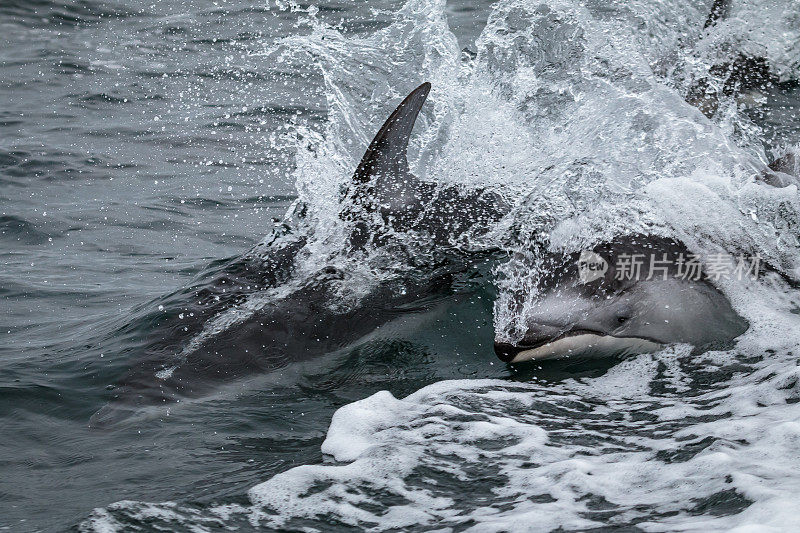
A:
617,315,629,324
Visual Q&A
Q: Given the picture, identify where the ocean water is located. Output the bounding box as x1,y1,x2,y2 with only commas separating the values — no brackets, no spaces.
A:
2,0,800,531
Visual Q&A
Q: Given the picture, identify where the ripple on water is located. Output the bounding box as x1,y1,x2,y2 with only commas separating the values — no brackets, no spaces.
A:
0,215,53,245
0,0,142,29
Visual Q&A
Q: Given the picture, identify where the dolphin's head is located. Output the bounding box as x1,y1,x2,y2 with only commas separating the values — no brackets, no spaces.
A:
494,235,750,363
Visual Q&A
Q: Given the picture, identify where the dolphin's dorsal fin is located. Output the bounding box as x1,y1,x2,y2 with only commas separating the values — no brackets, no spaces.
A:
352,82,431,184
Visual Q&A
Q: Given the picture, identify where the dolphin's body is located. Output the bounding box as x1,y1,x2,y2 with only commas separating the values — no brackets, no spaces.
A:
92,83,503,426
494,236,750,363
91,256,463,426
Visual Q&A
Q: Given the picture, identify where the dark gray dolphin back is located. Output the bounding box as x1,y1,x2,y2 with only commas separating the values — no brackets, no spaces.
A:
352,82,431,185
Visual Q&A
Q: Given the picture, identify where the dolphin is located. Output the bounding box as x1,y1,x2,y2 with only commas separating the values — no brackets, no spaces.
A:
91,82,503,426
487,0,788,366
493,235,750,363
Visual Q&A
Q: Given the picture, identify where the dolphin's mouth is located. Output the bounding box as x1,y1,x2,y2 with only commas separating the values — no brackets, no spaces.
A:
494,330,663,363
